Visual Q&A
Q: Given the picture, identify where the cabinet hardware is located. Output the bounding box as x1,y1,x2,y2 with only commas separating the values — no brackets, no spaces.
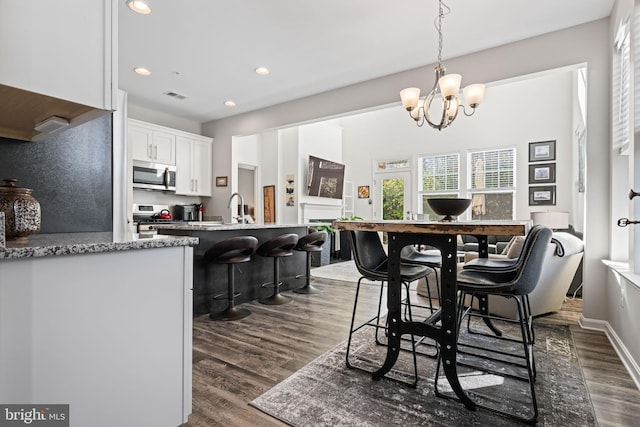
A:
629,189,640,200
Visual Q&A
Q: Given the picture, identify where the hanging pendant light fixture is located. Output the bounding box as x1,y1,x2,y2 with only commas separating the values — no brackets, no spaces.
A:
400,0,485,131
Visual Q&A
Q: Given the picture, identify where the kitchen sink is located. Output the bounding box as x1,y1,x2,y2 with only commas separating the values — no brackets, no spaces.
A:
187,221,226,226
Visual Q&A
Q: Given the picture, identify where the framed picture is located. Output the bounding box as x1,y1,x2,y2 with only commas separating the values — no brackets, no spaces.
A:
215,176,228,187
263,185,275,223
529,140,556,162
285,174,295,207
529,185,556,206
528,163,556,184
357,185,370,199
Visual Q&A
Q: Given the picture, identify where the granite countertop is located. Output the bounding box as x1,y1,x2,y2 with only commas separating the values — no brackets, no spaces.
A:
153,222,309,231
0,232,199,260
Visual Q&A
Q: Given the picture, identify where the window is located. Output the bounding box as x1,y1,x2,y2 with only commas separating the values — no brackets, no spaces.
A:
468,148,515,220
614,19,631,153
418,153,460,219
377,159,410,171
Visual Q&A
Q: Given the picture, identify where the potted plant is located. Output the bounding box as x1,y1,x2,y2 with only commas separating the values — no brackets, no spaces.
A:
308,223,334,267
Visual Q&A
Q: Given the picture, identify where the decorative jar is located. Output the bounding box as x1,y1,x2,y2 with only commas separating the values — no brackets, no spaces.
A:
0,179,41,241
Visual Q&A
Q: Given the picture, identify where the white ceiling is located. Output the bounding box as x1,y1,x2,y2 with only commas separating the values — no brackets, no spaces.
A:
118,0,614,124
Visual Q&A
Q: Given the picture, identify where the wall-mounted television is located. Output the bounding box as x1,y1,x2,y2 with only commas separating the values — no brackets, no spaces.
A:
306,155,345,200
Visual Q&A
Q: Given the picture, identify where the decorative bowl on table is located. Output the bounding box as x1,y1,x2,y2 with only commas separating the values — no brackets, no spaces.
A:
427,198,471,222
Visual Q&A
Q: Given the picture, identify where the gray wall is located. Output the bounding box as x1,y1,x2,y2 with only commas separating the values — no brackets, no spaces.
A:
0,114,112,233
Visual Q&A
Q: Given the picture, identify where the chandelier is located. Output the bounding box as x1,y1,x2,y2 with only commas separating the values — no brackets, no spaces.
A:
400,0,485,131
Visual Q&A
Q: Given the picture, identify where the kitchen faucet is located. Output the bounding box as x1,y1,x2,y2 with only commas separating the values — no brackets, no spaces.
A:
227,192,245,224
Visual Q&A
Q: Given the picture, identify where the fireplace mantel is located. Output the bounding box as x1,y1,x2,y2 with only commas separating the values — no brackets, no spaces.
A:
301,202,342,223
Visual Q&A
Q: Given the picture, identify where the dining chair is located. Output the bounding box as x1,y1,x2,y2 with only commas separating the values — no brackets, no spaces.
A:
461,224,544,342
400,244,441,305
345,230,432,387
435,225,552,424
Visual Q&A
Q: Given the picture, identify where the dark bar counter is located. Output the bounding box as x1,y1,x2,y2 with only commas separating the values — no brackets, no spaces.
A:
157,223,308,316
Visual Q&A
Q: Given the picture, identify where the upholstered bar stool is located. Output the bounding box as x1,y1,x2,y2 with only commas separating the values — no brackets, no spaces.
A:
293,230,328,294
258,233,299,305
204,236,258,321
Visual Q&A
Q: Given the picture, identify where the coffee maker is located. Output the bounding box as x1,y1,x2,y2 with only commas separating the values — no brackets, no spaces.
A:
174,204,198,221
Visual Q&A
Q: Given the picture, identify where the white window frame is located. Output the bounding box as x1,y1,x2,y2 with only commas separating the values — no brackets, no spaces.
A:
418,152,461,216
467,148,516,220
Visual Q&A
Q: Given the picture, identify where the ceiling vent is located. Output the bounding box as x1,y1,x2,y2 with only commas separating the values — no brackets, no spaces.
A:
164,91,187,100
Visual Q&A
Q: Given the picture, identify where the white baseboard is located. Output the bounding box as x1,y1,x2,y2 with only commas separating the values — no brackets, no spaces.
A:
580,314,640,391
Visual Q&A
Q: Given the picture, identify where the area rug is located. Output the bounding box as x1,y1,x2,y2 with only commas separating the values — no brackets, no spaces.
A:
250,317,596,426
311,261,375,284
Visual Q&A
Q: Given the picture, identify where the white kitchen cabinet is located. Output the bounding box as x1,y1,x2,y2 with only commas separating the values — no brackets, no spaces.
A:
0,246,193,427
176,136,213,196
0,0,116,111
129,120,176,165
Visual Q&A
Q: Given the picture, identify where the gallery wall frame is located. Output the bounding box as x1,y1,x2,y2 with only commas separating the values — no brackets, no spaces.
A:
529,140,556,162
357,185,370,198
528,185,556,206
215,176,228,187
528,162,556,184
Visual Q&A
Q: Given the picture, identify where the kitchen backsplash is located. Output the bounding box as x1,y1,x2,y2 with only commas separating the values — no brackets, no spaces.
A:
0,114,112,233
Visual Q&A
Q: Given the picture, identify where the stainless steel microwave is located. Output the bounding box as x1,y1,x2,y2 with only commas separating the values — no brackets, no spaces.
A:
132,160,176,191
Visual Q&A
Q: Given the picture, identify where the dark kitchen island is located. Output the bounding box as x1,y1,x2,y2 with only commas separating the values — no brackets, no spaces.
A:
156,223,309,316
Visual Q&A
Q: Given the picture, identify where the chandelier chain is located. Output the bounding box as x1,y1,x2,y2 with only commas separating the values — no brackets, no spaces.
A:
435,0,450,67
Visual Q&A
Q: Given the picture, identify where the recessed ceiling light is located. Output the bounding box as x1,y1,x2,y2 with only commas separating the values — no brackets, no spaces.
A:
254,66,270,76
126,0,152,15
134,67,152,76
224,101,237,107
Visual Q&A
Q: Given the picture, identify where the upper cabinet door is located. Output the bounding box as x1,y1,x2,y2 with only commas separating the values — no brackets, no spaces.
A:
129,120,176,165
153,131,176,165
0,0,116,110
129,125,153,162
175,136,193,195
193,140,212,197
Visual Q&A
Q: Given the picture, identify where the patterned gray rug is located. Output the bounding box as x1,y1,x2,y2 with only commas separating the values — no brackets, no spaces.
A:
250,317,596,426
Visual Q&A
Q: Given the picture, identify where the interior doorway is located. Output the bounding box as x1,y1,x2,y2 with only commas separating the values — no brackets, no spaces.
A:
237,163,260,223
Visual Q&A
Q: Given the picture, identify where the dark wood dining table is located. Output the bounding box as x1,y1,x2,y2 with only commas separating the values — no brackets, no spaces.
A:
332,219,530,410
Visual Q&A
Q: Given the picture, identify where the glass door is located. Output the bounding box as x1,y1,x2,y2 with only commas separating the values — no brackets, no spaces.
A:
374,171,411,220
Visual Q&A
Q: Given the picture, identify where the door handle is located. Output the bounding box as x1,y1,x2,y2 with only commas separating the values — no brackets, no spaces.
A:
618,218,640,227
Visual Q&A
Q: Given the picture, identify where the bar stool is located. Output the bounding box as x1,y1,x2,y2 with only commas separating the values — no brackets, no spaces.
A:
204,236,258,321
293,230,328,294
258,233,299,305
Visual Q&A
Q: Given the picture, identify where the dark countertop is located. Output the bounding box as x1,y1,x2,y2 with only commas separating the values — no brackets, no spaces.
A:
152,222,310,231
0,232,199,260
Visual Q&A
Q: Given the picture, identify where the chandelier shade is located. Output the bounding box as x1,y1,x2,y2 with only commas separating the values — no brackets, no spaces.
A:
400,0,485,131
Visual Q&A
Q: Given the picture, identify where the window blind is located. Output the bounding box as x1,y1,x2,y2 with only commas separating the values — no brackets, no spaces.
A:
420,153,459,191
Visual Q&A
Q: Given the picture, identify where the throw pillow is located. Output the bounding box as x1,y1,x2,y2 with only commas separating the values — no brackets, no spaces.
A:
506,236,525,258
501,236,516,255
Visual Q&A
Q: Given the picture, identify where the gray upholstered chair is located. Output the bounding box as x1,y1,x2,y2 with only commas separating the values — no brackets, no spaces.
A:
435,226,552,424
346,230,431,387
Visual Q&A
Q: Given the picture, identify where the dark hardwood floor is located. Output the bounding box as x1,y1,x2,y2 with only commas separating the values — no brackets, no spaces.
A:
187,274,640,426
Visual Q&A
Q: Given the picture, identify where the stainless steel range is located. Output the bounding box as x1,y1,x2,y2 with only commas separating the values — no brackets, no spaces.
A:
133,204,185,235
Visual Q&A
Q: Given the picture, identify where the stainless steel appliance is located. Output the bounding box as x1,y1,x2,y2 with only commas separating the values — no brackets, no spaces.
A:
174,204,198,221
132,160,176,191
133,204,184,235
